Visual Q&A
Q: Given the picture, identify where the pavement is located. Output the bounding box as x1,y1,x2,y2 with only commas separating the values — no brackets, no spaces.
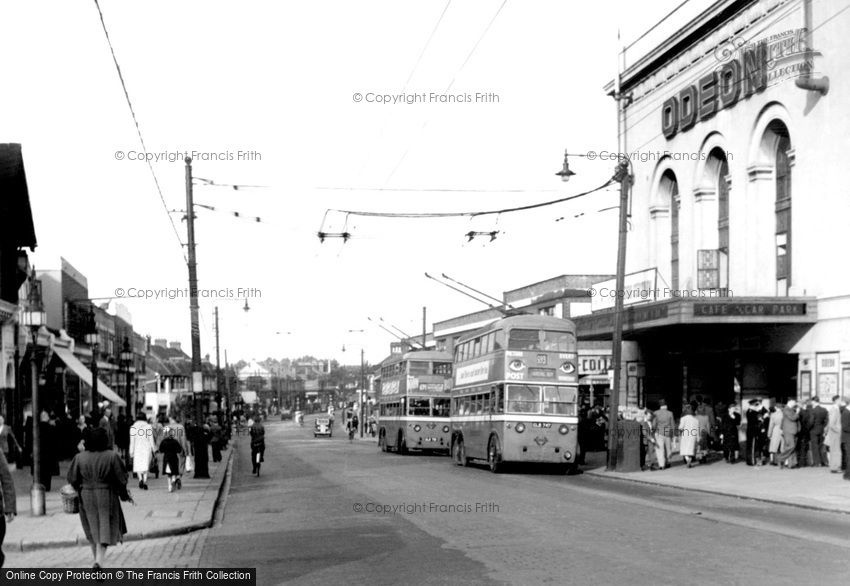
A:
4,440,234,552
582,450,850,513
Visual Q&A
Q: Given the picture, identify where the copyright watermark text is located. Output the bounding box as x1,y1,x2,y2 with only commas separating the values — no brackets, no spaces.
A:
352,501,500,515
114,149,262,163
352,91,500,105
113,287,262,300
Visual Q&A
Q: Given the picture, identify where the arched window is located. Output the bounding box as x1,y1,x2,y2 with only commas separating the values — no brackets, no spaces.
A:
717,156,730,294
669,176,680,291
775,134,791,295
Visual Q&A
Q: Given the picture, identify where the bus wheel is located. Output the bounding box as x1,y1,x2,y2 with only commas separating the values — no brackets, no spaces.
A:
453,437,467,467
487,436,503,473
397,431,407,455
378,431,387,452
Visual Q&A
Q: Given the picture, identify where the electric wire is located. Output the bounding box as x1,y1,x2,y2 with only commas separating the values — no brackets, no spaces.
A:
92,0,186,262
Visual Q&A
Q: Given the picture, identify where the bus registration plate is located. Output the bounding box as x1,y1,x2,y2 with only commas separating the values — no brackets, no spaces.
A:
532,422,552,429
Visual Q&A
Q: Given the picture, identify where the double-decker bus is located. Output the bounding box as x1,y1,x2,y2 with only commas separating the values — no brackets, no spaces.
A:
450,314,579,473
377,350,453,454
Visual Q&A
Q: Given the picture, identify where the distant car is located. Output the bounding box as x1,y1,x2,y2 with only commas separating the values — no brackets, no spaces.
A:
314,417,332,438
280,409,293,421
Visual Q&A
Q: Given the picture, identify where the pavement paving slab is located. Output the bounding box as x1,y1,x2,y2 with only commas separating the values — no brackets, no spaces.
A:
582,451,850,513
5,444,233,551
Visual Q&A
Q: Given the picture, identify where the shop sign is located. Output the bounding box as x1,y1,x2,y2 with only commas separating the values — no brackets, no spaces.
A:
455,361,490,385
579,356,612,375
693,302,806,317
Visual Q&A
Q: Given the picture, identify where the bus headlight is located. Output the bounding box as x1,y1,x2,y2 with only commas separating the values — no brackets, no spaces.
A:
413,424,421,432
559,362,576,374
515,423,526,433
442,425,450,433
509,359,525,371
558,424,569,435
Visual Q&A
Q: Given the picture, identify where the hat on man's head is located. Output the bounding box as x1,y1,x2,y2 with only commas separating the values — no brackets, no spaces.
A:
658,399,666,407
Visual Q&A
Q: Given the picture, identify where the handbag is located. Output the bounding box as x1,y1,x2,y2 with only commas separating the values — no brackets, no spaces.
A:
185,455,194,472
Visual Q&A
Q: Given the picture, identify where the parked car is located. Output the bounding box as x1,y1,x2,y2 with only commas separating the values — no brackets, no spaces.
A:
314,417,332,438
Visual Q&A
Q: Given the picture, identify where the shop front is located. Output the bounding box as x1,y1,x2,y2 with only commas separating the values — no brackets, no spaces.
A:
575,296,817,414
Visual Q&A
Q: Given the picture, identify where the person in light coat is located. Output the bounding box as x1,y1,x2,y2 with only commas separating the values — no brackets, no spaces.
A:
767,404,785,465
678,404,700,468
825,395,843,473
128,412,155,490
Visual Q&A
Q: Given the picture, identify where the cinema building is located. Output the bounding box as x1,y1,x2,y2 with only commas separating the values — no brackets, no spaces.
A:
580,0,849,413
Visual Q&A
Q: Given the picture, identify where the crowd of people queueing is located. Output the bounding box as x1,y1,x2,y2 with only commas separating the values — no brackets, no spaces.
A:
579,394,850,479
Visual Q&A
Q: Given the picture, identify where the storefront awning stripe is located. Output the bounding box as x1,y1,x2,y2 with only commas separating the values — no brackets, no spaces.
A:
54,346,126,407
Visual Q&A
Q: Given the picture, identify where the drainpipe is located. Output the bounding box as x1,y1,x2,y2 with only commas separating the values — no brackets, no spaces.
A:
795,0,829,94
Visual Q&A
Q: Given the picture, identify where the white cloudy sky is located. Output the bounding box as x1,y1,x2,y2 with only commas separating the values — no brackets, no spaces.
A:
0,0,695,365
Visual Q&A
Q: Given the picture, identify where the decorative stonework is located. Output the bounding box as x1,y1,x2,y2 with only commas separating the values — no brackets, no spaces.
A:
649,205,670,219
747,164,774,181
693,187,717,203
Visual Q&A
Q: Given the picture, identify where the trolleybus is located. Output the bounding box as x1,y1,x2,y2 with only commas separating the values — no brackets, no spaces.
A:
377,350,453,454
450,314,579,473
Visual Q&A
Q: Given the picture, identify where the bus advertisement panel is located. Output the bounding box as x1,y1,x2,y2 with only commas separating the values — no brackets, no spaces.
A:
377,350,453,454
450,314,579,473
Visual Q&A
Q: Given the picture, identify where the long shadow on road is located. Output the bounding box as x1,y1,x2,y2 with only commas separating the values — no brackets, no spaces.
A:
199,421,500,586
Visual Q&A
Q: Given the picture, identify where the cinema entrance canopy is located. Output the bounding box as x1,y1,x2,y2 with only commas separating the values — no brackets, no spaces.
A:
573,296,817,413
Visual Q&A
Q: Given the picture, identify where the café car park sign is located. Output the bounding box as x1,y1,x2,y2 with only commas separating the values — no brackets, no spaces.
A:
693,302,806,317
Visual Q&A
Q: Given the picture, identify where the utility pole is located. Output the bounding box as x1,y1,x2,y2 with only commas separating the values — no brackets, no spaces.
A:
360,348,365,438
185,157,209,479
214,306,222,414
422,306,427,349
185,157,203,425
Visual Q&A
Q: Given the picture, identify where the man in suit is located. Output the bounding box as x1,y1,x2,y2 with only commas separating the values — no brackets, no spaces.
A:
653,399,676,469
797,400,813,467
841,400,850,480
745,398,768,466
808,396,829,467
826,395,843,473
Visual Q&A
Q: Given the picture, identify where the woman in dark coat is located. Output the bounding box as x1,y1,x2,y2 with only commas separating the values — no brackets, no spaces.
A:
158,428,183,492
67,427,131,568
719,404,742,463
250,421,265,476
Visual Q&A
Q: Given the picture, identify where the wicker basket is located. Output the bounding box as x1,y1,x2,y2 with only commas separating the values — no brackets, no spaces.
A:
59,484,79,514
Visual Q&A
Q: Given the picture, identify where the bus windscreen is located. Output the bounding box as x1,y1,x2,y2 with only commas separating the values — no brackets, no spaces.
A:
543,386,577,415
507,329,574,352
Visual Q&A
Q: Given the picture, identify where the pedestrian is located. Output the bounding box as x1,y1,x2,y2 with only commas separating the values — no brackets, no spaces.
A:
719,403,742,463
678,404,699,468
653,399,676,469
35,410,58,491
0,415,21,468
779,400,800,468
128,413,154,490
192,421,211,479
841,400,850,481
249,419,265,475
0,447,17,568
163,416,190,488
73,415,89,453
767,404,785,465
695,407,711,463
797,400,813,467
825,395,843,473
209,418,223,463
745,399,767,465
66,427,132,569
808,396,828,467
116,413,131,468
158,428,183,493
99,406,115,450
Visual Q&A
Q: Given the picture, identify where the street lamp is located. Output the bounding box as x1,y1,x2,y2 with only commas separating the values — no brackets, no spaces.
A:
343,330,367,438
120,337,134,417
557,149,632,471
21,276,46,516
84,307,99,407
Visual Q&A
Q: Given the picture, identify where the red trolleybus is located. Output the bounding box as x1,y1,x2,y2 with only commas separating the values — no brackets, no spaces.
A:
377,350,453,454
450,314,579,473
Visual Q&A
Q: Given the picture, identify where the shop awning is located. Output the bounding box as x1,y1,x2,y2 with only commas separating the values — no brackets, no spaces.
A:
54,346,126,407
580,375,611,385
240,391,258,404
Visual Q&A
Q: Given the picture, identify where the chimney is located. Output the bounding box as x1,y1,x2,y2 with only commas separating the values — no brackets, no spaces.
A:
146,335,152,352
169,341,182,352
154,338,168,348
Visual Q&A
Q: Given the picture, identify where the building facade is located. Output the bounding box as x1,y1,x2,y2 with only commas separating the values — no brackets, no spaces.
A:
581,0,849,413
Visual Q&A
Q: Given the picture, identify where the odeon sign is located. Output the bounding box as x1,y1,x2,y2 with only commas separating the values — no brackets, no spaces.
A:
661,29,813,139
661,42,767,139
